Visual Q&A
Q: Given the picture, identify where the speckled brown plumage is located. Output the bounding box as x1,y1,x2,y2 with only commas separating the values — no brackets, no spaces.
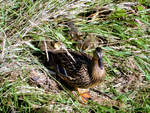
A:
48,47,105,89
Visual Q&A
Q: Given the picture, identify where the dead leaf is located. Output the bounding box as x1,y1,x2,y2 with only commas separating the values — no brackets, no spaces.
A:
29,70,59,92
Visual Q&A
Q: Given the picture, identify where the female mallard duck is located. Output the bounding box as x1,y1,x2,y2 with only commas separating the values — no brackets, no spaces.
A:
48,47,105,102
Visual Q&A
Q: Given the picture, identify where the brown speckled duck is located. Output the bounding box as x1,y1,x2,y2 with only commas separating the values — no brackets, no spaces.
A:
48,47,105,103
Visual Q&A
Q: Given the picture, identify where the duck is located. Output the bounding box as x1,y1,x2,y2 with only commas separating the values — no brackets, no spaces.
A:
47,47,105,103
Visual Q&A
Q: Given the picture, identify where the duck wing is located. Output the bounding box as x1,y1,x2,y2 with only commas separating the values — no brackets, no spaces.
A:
48,50,92,87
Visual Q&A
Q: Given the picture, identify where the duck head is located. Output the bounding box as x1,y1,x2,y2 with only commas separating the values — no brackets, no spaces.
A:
93,47,103,69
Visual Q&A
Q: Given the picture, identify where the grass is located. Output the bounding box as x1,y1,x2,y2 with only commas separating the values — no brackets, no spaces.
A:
0,0,150,112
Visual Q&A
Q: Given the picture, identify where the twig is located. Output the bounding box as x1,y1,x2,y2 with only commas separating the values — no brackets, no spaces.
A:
44,39,49,62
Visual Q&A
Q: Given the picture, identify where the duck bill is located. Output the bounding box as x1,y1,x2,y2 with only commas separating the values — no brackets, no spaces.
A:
97,52,103,69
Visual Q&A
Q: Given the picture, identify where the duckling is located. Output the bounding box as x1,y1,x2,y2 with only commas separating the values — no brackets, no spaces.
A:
48,47,105,103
